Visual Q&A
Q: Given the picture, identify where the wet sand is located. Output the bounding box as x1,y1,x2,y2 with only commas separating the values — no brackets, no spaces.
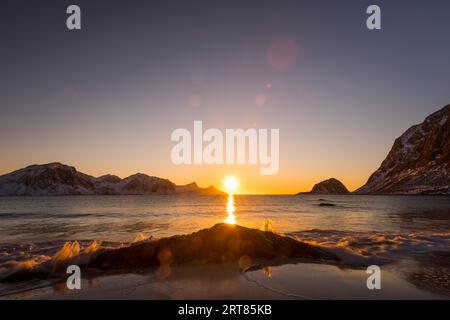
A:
3,261,447,300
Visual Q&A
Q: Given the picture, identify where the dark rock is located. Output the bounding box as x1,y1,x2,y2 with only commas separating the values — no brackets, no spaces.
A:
298,178,349,195
90,223,339,269
318,203,336,207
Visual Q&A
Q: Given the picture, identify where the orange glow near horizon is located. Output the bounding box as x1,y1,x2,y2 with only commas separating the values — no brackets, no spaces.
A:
0,161,372,195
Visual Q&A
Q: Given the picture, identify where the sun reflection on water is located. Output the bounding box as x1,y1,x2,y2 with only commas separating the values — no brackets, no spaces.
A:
224,194,236,225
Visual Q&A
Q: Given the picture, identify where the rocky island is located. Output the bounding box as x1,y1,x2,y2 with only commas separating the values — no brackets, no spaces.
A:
297,178,349,195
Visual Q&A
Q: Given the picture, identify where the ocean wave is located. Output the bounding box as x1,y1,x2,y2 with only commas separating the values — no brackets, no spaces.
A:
0,225,337,292
288,229,450,266
0,212,121,220
2,226,450,297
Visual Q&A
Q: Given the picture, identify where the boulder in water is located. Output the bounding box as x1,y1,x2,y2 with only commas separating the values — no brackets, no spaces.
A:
90,223,339,269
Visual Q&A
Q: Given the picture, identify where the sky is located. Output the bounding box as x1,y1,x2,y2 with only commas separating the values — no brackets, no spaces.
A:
0,0,449,194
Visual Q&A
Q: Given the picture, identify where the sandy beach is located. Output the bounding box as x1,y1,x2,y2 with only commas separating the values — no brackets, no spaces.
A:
2,219,450,300
3,259,448,300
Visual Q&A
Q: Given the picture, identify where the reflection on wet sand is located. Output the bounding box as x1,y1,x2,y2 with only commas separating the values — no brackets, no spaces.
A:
263,266,273,278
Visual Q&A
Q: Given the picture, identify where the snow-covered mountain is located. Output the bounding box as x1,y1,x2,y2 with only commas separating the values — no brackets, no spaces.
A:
0,163,223,196
95,173,175,195
357,104,449,195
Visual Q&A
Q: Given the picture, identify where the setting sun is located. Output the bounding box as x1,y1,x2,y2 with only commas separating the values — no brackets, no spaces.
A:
223,176,239,194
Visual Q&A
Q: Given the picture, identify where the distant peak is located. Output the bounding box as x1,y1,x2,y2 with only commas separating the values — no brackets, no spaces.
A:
125,173,151,179
26,162,70,169
185,182,199,188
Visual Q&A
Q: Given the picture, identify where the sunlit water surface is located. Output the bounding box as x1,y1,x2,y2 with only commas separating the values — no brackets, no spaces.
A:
0,195,449,243
1,195,450,298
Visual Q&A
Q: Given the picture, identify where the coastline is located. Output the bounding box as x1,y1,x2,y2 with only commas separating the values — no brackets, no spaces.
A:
2,261,447,300
2,221,450,300
1,196,449,300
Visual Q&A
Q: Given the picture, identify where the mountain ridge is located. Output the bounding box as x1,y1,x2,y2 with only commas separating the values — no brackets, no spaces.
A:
0,163,225,196
356,104,449,195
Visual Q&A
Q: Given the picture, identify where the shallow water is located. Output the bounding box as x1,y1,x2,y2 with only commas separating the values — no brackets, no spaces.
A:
0,195,449,298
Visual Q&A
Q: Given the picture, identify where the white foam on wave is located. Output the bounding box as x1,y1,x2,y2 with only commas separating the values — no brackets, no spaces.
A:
0,255,51,282
289,229,450,266
131,233,153,243
0,239,108,284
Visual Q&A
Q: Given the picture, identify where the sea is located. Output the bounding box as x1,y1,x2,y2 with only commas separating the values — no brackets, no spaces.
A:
1,195,449,297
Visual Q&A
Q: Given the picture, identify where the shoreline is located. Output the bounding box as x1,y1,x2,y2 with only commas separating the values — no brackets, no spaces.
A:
2,261,447,300
2,223,450,300
2,207,450,300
